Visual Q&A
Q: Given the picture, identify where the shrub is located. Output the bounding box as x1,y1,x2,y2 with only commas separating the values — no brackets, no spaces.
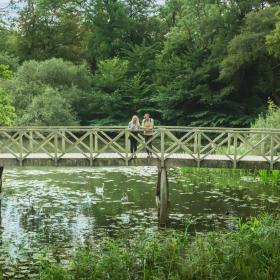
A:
18,87,78,126
251,99,280,129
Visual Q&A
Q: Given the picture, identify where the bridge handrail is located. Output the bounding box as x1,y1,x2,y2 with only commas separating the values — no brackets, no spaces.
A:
0,126,279,169
0,126,280,133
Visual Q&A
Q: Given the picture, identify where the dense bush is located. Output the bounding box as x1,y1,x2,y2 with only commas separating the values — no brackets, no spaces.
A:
18,87,78,126
4,58,92,125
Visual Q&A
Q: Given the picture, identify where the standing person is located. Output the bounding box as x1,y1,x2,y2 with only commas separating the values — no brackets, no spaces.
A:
142,113,154,158
128,115,140,157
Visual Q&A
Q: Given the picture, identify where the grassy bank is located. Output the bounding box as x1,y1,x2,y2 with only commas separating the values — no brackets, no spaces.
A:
179,167,280,188
36,214,280,280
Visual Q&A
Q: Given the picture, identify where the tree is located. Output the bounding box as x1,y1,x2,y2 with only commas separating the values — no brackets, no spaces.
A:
220,6,280,113
156,1,240,126
86,0,132,65
16,0,87,62
0,19,17,56
1,0,280,127
89,58,131,124
266,8,280,58
85,0,163,69
88,57,151,124
155,1,280,126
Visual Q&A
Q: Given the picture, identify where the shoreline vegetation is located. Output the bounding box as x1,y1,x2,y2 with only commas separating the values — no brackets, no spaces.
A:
12,213,279,280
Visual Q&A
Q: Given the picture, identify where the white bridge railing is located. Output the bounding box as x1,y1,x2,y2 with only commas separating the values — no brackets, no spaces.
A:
0,126,280,168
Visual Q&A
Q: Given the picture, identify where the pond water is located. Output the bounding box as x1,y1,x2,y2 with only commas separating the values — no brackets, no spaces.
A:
0,167,280,278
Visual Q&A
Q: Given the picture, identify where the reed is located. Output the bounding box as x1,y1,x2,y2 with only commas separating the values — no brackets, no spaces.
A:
37,213,280,280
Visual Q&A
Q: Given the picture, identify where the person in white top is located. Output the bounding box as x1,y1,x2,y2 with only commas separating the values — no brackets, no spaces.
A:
128,115,140,157
141,113,154,158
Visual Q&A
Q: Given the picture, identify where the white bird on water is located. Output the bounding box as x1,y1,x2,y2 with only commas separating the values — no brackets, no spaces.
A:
121,192,128,203
96,183,104,196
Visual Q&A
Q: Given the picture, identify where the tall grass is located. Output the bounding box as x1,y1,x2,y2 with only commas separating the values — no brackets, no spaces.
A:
179,167,280,189
36,214,280,280
251,99,280,129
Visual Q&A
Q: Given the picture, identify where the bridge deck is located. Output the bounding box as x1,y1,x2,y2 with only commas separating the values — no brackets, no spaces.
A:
0,153,279,169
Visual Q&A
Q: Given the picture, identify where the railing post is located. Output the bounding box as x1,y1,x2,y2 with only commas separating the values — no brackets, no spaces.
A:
61,130,66,154
197,130,201,168
194,130,198,154
227,133,231,154
125,128,129,165
260,133,265,155
29,130,33,151
19,130,23,167
161,128,165,167
94,130,98,152
89,130,93,166
270,133,274,170
233,132,237,168
54,131,58,166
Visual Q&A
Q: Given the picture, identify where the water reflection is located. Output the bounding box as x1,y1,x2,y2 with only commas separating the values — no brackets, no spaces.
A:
0,167,280,278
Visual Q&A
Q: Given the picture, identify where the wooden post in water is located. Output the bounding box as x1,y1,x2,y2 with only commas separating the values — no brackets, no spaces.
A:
157,166,169,226
0,167,3,194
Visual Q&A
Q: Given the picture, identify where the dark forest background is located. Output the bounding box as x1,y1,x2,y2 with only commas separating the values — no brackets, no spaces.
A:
1,0,280,127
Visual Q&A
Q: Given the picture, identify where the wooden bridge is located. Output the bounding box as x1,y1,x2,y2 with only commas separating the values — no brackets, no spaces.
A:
0,126,280,225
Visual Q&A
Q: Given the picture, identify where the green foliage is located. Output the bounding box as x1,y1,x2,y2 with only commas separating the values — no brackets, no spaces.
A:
156,2,280,126
38,214,280,279
16,0,87,62
0,62,16,126
1,0,280,126
5,58,92,124
89,57,153,124
18,87,78,126
85,0,161,66
251,99,280,129
86,0,131,62
266,8,280,58
0,87,16,126
95,58,129,90
0,52,19,72
0,64,12,80
0,21,17,57
15,58,92,90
